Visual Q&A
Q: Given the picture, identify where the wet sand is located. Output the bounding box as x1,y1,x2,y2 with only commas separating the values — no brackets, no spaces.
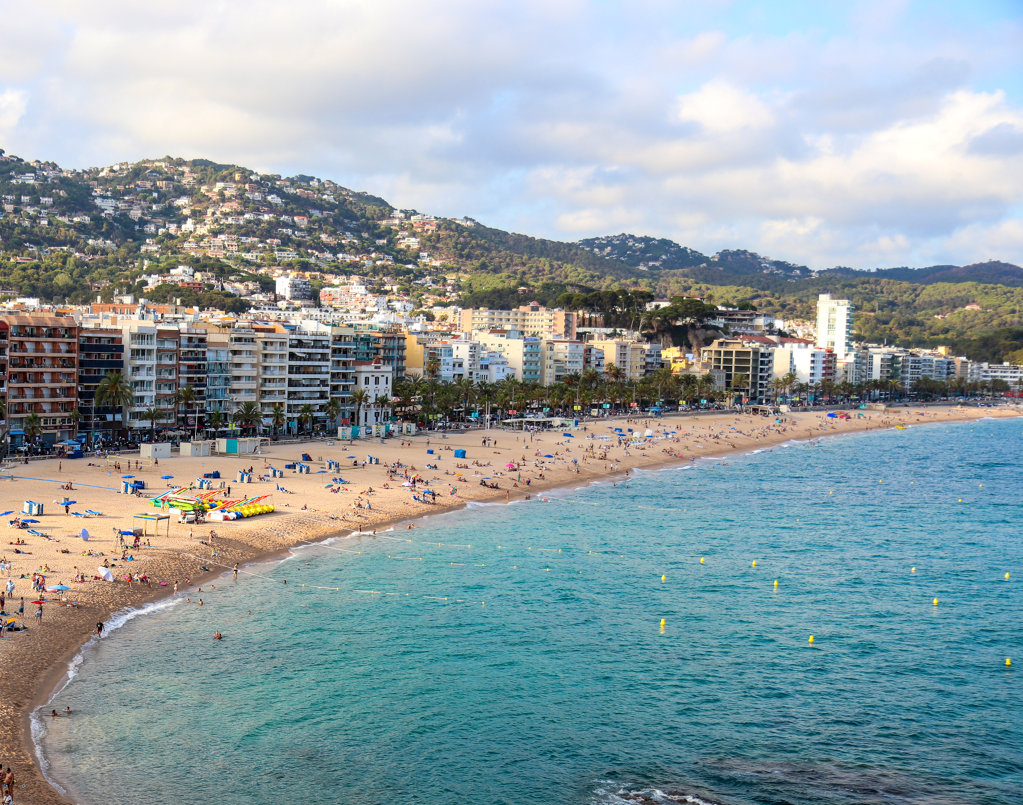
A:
1,405,1016,804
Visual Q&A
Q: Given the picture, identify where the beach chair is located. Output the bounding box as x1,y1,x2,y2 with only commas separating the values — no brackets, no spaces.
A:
85,510,104,517
28,529,52,538
72,511,89,518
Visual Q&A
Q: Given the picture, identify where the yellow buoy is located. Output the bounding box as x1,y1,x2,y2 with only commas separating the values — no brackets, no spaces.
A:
661,574,666,582
829,491,833,495
751,560,757,568
933,598,939,606
1007,658,1012,667
700,557,705,563
659,618,666,629
808,635,814,644
773,579,779,588
911,567,916,573
958,499,962,503
1005,573,1011,581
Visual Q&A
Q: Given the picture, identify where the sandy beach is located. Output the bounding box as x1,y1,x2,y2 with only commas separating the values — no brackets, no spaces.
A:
1,404,1017,805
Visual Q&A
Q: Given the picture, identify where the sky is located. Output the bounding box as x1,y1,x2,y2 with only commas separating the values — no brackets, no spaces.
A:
1,0,1022,270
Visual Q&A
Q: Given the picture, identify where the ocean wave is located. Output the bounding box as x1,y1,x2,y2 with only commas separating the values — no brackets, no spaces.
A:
592,781,728,805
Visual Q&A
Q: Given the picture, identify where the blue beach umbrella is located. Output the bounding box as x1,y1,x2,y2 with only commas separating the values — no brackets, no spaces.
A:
122,475,135,479
161,475,174,479
21,519,40,524
0,511,13,516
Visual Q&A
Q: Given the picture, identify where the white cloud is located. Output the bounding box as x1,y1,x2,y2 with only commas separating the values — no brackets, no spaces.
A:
0,0,1020,268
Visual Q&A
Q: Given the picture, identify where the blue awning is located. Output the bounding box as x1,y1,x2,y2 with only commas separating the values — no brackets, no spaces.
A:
9,430,25,435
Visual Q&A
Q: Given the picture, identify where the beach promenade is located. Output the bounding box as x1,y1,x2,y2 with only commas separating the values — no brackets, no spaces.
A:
1,404,1017,805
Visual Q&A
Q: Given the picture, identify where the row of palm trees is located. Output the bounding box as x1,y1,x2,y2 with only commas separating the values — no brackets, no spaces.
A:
16,366,1015,447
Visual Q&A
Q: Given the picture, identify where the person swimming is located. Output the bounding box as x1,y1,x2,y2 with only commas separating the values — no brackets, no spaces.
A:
214,631,222,640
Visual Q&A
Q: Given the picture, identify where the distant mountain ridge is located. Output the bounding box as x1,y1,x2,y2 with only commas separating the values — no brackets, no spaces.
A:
576,233,1023,287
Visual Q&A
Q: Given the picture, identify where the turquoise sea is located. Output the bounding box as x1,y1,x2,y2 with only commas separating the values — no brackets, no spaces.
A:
36,418,1023,805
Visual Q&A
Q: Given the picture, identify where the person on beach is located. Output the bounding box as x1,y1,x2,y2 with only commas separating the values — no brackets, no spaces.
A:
96,622,103,636
35,604,42,621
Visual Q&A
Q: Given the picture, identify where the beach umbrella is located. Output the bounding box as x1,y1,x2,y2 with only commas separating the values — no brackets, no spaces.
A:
161,475,174,480
827,412,838,418
122,475,135,479
505,463,516,469
80,529,90,541
46,585,70,592
0,511,13,517
64,500,77,506
97,567,114,582
21,518,39,524
543,454,554,458
32,600,44,605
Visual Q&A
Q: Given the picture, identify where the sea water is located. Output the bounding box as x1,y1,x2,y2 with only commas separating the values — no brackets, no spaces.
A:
36,418,1023,804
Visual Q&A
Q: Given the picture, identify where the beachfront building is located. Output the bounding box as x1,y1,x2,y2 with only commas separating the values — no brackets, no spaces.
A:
154,327,180,429
460,303,577,339
815,294,855,359
589,338,648,381
702,338,774,403
969,361,1023,389
661,346,694,374
327,324,356,428
78,327,125,443
353,357,393,432
1,313,80,446
475,330,543,384
583,343,606,375
120,321,158,434
177,328,208,432
256,326,289,425
541,338,585,385
204,337,231,423
284,322,332,433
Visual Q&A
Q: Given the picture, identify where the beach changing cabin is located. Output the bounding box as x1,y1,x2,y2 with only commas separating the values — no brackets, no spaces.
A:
216,437,261,455
140,443,172,459
180,440,213,457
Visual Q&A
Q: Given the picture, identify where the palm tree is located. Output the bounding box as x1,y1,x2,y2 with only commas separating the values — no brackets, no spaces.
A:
68,407,82,438
139,407,164,440
351,388,369,434
731,373,751,406
23,412,43,443
270,403,286,438
208,410,226,437
325,398,343,431
233,401,262,436
174,385,201,440
299,404,315,436
95,371,135,439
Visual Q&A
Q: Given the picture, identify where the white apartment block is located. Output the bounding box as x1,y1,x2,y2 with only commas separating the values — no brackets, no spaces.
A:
815,294,855,359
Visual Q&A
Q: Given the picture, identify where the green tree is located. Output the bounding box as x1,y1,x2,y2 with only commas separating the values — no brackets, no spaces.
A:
233,401,262,435
23,412,43,442
94,371,135,438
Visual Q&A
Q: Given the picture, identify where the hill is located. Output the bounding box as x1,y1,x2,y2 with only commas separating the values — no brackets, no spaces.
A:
0,148,1021,359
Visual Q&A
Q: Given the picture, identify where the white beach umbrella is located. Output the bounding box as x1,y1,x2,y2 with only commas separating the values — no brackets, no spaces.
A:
80,528,90,541
97,567,114,582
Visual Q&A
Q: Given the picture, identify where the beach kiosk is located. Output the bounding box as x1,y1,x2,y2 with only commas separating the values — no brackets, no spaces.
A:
140,443,172,460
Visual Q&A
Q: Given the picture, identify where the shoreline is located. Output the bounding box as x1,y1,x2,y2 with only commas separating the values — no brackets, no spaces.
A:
7,405,1019,804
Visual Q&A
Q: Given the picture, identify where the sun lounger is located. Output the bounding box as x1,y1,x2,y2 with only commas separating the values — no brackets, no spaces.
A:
72,511,88,518
27,529,52,538
85,510,103,516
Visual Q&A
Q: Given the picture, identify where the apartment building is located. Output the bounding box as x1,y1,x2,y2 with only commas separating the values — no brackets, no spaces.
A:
78,327,124,441
541,339,585,385
475,331,543,384
461,303,577,339
178,328,208,430
353,357,393,431
1,314,79,444
702,338,774,402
